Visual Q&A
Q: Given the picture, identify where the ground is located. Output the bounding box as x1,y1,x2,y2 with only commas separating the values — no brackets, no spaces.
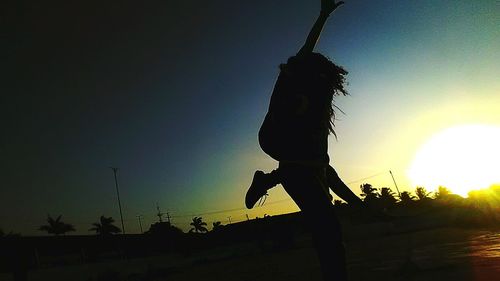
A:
1,226,499,281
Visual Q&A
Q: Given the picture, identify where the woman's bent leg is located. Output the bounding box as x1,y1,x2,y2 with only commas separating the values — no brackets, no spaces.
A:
280,164,347,281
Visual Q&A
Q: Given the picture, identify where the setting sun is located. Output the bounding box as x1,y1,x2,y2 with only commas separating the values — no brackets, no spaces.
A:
408,124,500,197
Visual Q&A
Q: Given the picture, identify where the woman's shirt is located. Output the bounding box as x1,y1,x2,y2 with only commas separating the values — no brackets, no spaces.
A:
259,70,330,165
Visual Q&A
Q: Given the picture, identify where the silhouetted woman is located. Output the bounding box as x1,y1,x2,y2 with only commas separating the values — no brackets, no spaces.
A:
248,1,354,280
246,0,362,210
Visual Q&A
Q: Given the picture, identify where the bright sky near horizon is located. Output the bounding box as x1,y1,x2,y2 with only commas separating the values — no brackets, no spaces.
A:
1,0,499,235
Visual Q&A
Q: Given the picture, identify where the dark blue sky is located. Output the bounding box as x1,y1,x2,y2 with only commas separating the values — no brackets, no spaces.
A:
2,0,498,234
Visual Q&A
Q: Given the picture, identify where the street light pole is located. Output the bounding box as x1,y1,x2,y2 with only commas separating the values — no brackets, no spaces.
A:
110,167,126,234
389,170,401,197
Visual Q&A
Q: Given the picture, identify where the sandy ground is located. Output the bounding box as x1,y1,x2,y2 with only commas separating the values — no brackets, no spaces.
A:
1,227,499,281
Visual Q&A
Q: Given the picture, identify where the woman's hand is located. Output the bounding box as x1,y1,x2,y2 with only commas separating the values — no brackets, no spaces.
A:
321,0,344,16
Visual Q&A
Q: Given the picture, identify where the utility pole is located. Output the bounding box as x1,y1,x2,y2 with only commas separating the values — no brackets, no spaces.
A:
136,215,144,234
389,170,401,197
156,203,164,223
110,167,125,234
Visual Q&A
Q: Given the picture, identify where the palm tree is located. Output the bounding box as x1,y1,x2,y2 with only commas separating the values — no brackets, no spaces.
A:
399,191,416,204
415,186,431,200
212,221,223,231
378,187,397,209
360,183,378,202
39,215,75,235
189,217,208,233
434,186,452,200
360,183,379,209
89,216,121,236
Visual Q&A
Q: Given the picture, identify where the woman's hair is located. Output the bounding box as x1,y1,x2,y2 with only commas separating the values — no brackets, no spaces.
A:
280,52,348,137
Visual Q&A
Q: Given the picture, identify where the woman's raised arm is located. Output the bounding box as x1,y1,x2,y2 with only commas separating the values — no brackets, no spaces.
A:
298,0,344,55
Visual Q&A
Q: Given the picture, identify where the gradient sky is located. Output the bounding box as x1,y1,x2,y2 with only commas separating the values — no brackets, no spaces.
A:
1,0,499,235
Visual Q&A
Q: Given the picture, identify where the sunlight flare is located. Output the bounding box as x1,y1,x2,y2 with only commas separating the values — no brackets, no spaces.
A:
407,124,500,197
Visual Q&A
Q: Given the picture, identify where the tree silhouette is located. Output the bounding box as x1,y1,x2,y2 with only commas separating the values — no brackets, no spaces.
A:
360,183,379,209
212,221,223,231
89,216,121,236
189,217,208,233
399,191,416,204
434,186,452,200
360,183,377,201
39,215,75,235
378,187,397,209
415,186,431,200
146,221,184,237
0,229,19,238
468,184,500,210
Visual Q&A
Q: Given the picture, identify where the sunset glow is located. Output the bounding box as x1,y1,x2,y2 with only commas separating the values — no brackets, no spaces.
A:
408,125,500,197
